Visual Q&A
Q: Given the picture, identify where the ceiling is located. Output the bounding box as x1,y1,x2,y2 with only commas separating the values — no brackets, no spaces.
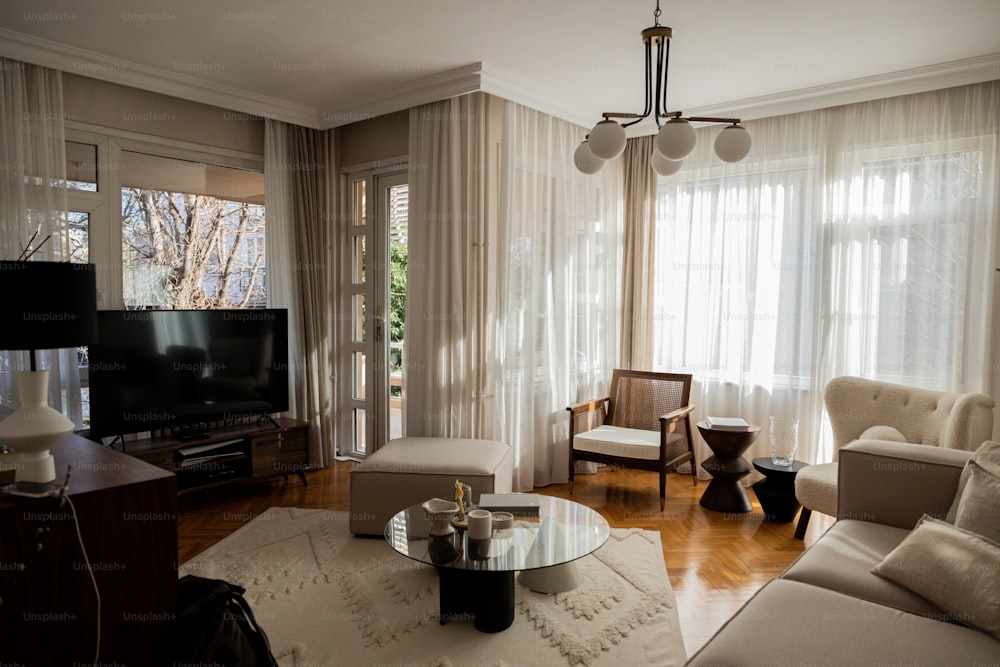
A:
1,0,998,133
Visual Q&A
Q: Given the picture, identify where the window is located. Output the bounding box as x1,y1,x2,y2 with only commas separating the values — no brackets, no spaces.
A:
120,151,266,310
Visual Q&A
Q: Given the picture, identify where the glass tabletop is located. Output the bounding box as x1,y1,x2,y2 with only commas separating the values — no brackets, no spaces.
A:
384,496,610,572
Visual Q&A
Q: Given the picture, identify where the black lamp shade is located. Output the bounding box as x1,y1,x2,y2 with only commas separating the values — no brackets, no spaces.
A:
0,261,97,351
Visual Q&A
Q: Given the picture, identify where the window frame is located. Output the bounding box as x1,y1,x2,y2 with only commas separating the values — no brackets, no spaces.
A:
65,120,265,310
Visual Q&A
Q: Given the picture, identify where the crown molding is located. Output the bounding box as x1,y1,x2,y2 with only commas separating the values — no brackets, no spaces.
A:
2,26,996,134
0,28,323,129
689,53,1000,123
316,62,593,130
316,63,484,129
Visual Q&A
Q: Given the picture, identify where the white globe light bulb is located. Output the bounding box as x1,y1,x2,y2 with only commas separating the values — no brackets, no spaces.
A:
655,119,696,160
574,140,605,174
714,124,752,162
650,150,682,176
588,119,627,160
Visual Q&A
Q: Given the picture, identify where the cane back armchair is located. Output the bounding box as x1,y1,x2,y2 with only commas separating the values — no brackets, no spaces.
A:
568,370,696,511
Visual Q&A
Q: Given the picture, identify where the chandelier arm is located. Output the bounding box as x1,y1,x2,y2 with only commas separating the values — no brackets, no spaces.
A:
632,37,654,121
658,38,671,121
653,37,665,125
684,116,743,124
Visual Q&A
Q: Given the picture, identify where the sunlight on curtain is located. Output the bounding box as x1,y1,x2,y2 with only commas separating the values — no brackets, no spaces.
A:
264,119,336,465
495,101,622,489
653,82,999,468
406,94,490,438
0,57,84,426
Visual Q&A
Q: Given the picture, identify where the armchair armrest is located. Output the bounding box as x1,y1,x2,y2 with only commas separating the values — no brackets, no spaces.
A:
659,404,694,424
838,440,971,530
567,397,610,416
567,397,610,439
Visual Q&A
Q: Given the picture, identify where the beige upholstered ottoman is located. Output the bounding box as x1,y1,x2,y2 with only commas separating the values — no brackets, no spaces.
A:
349,437,513,535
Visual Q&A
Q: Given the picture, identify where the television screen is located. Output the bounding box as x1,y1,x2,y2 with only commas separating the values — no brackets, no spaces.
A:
89,309,289,438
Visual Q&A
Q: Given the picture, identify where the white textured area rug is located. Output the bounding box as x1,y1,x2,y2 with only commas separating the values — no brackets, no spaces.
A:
180,507,686,667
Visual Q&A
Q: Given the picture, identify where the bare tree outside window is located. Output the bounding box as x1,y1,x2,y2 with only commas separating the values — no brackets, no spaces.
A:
121,188,266,310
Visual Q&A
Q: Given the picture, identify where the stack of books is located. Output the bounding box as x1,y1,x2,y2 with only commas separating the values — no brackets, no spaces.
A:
705,416,752,431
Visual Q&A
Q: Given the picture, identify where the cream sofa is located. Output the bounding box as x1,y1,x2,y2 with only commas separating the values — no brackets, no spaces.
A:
688,439,1000,665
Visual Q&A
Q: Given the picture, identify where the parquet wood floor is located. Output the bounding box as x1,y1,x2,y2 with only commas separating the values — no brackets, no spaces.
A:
176,462,834,658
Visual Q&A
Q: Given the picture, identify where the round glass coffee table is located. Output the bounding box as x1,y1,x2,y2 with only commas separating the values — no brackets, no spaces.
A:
384,496,610,632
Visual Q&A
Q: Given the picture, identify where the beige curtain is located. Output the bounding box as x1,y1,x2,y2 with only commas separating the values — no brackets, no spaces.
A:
265,120,337,465
405,93,491,438
619,135,658,370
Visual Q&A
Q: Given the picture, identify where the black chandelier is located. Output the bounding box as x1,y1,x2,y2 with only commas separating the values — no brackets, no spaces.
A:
574,1,752,175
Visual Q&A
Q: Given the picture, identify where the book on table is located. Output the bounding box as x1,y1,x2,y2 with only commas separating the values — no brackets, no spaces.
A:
705,416,751,431
478,493,541,515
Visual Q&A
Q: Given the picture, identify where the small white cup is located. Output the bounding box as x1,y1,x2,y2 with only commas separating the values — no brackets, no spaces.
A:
467,508,492,540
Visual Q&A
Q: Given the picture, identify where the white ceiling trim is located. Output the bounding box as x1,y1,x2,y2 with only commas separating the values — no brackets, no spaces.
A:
2,27,997,134
316,63,485,129
0,27,323,128
690,52,1000,123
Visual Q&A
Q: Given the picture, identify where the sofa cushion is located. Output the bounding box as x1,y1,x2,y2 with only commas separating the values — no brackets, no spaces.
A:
686,579,1000,666
954,461,1000,542
781,519,944,617
860,424,907,442
947,440,1000,522
873,515,1000,640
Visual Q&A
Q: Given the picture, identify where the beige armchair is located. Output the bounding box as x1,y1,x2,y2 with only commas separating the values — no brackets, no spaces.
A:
793,376,994,539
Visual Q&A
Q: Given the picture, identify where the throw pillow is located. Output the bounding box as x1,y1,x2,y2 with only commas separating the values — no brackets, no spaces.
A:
872,515,1000,640
859,425,907,442
954,461,1000,543
946,440,1000,523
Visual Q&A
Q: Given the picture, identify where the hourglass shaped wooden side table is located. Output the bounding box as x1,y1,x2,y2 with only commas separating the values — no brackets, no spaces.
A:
696,422,761,513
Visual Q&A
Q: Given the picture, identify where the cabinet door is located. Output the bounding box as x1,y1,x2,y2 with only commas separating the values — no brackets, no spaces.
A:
252,428,307,478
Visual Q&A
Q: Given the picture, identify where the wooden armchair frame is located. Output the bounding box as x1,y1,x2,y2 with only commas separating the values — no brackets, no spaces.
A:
568,369,696,511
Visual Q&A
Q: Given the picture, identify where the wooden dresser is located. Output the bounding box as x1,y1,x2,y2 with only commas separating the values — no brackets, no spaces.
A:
0,421,177,666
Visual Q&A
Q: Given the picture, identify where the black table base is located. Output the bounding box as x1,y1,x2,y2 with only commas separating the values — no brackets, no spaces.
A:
699,455,753,513
438,567,515,633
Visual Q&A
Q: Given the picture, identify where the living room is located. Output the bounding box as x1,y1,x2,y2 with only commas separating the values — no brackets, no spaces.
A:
1,1,999,665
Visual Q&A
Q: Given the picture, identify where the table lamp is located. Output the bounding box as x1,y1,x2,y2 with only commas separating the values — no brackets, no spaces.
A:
0,261,97,489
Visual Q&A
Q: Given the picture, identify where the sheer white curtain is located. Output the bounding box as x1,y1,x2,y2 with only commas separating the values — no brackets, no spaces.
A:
406,93,491,439
0,58,84,425
264,119,337,465
652,82,1000,469
494,101,622,489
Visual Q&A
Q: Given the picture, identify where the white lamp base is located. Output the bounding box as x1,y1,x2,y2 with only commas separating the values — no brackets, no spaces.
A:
0,370,73,485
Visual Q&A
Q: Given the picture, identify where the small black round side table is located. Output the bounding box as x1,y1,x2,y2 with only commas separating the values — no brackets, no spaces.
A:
751,458,809,523
697,422,761,513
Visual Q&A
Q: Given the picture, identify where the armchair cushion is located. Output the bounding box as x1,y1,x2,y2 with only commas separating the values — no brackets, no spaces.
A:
793,462,838,516
572,424,664,461
873,515,1000,640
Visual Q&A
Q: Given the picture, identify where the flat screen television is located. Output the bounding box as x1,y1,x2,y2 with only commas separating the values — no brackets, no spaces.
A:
88,309,289,438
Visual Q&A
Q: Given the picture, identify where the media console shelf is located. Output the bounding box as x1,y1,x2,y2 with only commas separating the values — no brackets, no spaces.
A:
118,417,309,492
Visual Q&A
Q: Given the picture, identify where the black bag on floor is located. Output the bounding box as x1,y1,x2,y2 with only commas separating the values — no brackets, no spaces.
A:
171,575,278,667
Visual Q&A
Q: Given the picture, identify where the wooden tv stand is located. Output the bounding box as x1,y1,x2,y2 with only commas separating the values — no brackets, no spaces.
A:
119,418,309,493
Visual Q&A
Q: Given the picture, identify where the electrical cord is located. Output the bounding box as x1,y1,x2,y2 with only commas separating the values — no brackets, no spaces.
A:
59,468,101,667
